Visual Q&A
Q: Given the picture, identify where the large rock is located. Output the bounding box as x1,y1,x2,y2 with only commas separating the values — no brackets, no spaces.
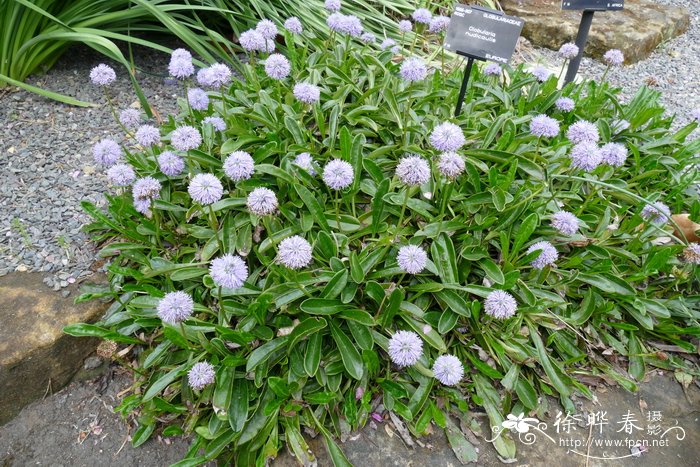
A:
0,272,108,425
501,0,690,63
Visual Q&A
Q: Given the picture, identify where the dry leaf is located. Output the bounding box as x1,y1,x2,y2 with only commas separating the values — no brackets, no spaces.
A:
672,214,700,242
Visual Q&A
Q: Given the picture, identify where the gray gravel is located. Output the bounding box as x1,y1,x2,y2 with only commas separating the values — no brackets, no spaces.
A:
0,45,180,289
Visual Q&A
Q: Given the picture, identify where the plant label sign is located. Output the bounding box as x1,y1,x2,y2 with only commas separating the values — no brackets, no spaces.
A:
443,5,524,64
562,0,624,10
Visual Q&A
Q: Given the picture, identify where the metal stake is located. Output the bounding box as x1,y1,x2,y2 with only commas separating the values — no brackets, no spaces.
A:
564,9,595,85
455,57,475,117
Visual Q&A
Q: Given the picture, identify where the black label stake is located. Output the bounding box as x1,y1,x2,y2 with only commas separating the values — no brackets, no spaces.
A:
455,57,475,117
563,9,594,84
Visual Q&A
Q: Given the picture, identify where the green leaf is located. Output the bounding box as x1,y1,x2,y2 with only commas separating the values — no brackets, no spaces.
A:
304,333,323,377
142,363,188,402
431,233,459,284
300,298,348,315
372,178,390,232
0,73,95,107
445,416,478,464
295,185,330,231
287,318,328,351
229,378,249,433
511,212,539,257
246,337,289,373
63,323,143,345
578,273,636,296
528,325,571,397
329,320,364,380
479,259,505,285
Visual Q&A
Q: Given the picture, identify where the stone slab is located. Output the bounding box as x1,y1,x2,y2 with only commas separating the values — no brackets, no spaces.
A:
0,272,108,425
501,0,690,63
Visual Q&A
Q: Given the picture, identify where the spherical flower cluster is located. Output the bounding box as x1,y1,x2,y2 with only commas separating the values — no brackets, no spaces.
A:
93,139,121,166
284,17,303,34
277,235,313,269
327,13,344,32
119,108,141,129
294,152,316,175
132,176,161,202
430,122,466,152
551,211,580,236
256,19,278,39
135,125,160,147
158,151,185,176
323,159,354,190
388,330,423,367
264,53,291,80
380,38,396,50
484,290,518,319
203,116,226,132
603,49,624,66
398,20,412,33
240,29,266,52
640,202,671,225
293,82,321,104
188,361,215,390
559,42,579,60
188,173,223,205
531,65,552,82
396,155,430,186
171,125,202,151
483,63,502,77
429,16,450,33
157,291,194,324
210,254,248,289
360,32,376,44
437,152,465,179
264,39,276,53
397,245,428,274
526,241,558,269
188,88,209,111
224,151,255,182
529,114,560,138
89,64,116,86
432,355,463,386
682,244,700,265
247,187,278,215
107,163,136,186
569,142,602,172
600,142,628,167
567,120,599,144
198,63,232,88
325,0,341,12
399,57,428,82
168,49,194,79
412,8,432,24
133,197,152,215
338,15,363,37
555,97,575,112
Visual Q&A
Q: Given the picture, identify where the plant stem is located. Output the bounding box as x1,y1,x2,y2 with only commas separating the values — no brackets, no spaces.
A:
397,187,411,229
217,286,225,326
104,89,133,138
208,205,225,254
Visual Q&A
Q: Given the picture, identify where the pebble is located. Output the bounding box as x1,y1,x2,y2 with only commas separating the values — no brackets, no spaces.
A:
83,356,103,370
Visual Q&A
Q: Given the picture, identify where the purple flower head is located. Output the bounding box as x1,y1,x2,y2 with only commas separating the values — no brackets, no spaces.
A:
256,19,278,40
380,38,396,50
412,8,432,24
555,97,575,112
339,15,362,37
168,55,194,79
157,291,194,324
691,109,700,122
396,155,430,186
437,152,465,179
188,361,215,390
611,119,630,133
240,29,266,52
89,64,116,86
224,151,255,182
284,17,303,34
399,57,428,82
264,39,276,54
210,254,248,289
135,125,160,147
640,202,671,225
526,241,558,269
551,211,580,236
188,173,223,205
247,187,278,215
203,116,226,132
397,245,428,274
391,45,401,54
432,354,463,386
603,49,624,66
360,32,376,44
264,53,291,80
132,176,161,201
559,42,579,60
171,125,202,151
569,142,602,172
325,0,341,12
93,139,121,166
158,151,185,176
196,68,211,86
188,88,210,111
293,82,321,104
531,65,552,82
171,49,192,61
107,163,136,187
119,108,141,129
327,13,344,33
567,120,599,144
484,290,518,319
430,122,466,152
429,16,450,33
530,114,560,138
483,63,502,77
294,152,316,175
398,20,412,33
278,235,313,269
133,197,152,216
199,64,231,88
322,159,354,190
388,330,423,367
682,244,700,265
600,142,628,167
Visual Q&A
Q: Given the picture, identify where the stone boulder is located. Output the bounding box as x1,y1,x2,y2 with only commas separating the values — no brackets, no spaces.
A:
0,273,109,425
501,0,690,63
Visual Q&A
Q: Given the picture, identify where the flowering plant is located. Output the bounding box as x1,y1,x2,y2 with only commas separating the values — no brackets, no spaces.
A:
66,14,700,466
